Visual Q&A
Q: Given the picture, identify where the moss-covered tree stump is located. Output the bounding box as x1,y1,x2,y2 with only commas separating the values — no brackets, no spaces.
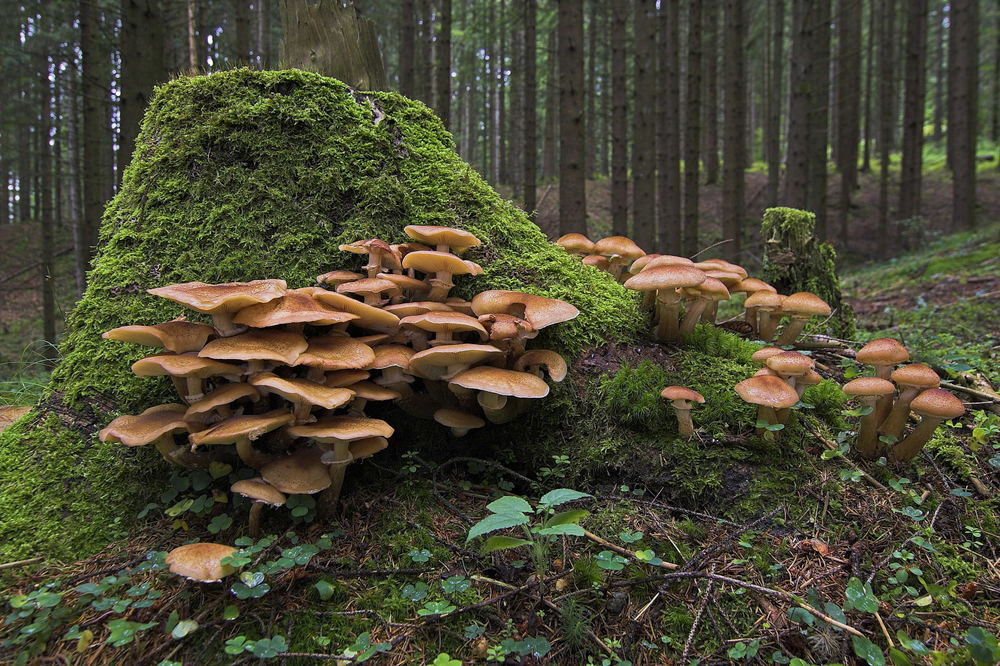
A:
0,69,644,561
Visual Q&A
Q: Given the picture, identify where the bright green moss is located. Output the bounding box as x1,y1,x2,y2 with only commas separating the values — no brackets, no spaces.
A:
0,69,642,562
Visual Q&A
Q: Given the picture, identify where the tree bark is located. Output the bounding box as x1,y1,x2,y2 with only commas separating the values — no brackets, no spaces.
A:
399,0,415,96
257,0,270,67
585,0,597,178
610,0,628,235
120,0,166,182
542,28,558,181
35,25,56,364
558,0,586,235
657,0,681,253
861,0,874,172
836,0,862,247
187,0,199,69
683,0,702,256
932,1,945,143
523,0,537,218
632,0,656,249
784,0,809,208
805,0,830,239
435,0,452,128
898,0,928,223
80,0,111,265
703,7,720,186
722,0,746,260
877,0,894,256
235,0,252,62
949,0,978,229
416,0,433,102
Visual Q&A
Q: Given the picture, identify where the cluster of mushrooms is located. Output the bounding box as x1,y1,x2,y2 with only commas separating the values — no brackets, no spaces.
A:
556,233,832,345
99,225,578,541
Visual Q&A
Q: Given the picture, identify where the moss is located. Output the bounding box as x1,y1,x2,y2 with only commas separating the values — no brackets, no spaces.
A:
0,69,642,562
761,207,856,339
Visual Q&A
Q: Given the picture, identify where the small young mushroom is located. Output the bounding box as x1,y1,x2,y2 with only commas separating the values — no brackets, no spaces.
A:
448,366,550,424
399,311,488,347
734,375,799,437
555,232,595,256
744,291,785,342
338,238,402,277
344,381,401,415
856,338,910,425
102,318,216,354
434,408,486,437
889,389,966,463
843,377,896,459
409,343,504,381
582,254,610,272
774,292,832,346
402,250,479,301
370,344,416,393
513,349,568,382
878,363,941,441
404,224,482,255
231,478,286,537
660,386,706,438
316,269,364,288
189,409,295,469
336,277,402,307
147,279,287,337
260,448,332,495
165,543,239,582
478,313,537,360
593,236,645,282
471,290,580,332
184,383,261,431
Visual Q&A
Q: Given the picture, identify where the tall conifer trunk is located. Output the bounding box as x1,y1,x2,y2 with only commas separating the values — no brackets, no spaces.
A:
557,0,586,235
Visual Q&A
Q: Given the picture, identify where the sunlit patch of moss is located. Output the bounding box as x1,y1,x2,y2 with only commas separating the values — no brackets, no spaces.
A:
926,431,976,480
595,361,674,432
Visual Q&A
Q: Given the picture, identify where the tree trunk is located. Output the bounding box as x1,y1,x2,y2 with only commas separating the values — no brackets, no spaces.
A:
703,7,720,185
257,0,270,67
877,0,894,256
416,0,433,102
120,0,166,182
932,1,945,143
399,0,415,96
861,0,874,172
558,0,586,236
722,0,746,260
784,0,809,208
523,0,537,218
632,0,656,249
498,0,508,184
435,0,452,128
235,0,252,62
657,0,681,253
898,0,928,223
36,27,56,364
683,0,702,256
949,0,978,229
187,0,199,69
610,0,628,235
836,0,862,247
585,0,597,178
542,28,558,181
80,0,111,265
805,0,830,240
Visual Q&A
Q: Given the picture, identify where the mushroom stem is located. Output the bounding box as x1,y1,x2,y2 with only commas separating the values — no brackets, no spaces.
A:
654,294,681,343
889,416,944,463
247,502,263,538
758,311,782,342
235,435,272,469
426,273,454,301
185,377,205,403
700,301,719,325
674,406,695,438
320,441,352,515
756,406,779,439
292,402,314,424
855,397,881,459
877,387,922,441
774,315,809,347
170,377,189,402
211,312,244,337
744,305,758,331
679,299,710,337
873,366,896,426
152,435,190,467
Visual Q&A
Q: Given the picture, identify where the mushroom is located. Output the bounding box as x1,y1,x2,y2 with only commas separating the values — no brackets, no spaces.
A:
765,351,815,423
233,287,358,331
593,236,645,282
311,290,401,334
380,272,430,302
324,369,372,388
734,375,799,437
399,311,488,347
403,224,483,255
316,270,364,288
448,366,550,424
260,448,332,495
856,338,910,425
338,238,402,278
293,336,376,383
199,329,309,375
471,290,580,332
350,436,389,459
231,478,286,537
147,279,287,337
131,353,242,403
99,404,206,468
513,349,568,382
555,233,595,256
843,377,896,459
731,278,776,330
370,344,416,393
749,346,785,366
678,277,730,337
660,386,705,438
345,381,401,415
402,250,481,302
744,292,785,342
434,408,486,437
409,343,505,381
889,389,966,463
878,363,941,441
189,409,295,469
248,372,355,424
582,254,610,272
774,292,832,346
623,265,706,342
102,318,216,354
165,543,239,583
477,313,537,360
184,383,261,431
336,277,402,307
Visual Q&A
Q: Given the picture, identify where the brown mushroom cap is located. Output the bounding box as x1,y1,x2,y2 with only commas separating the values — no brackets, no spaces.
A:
132,353,242,379
347,381,401,401
336,277,402,301
185,384,261,420
99,404,188,446
316,270,364,287
260,448,332,494
148,280,287,315
199,329,309,366
339,239,403,271
399,311,488,340
660,386,706,404
642,255,696,270
743,291,785,310
890,363,940,390
231,478,286,506
349,436,389,459
383,301,454,318
594,236,645,261
843,376,896,397
288,416,395,442
233,288,358,328
555,233,595,255
782,292,832,318
686,276,731,301
293,336,376,371
909,388,966,420
734,376,800,409
434,408,485,430
856,338,910,368
312,290,401,333
165,543,239,582
478,313,537,342
582,255,610,270
766,351,815,376
0,406,30,434
325,369,371,387
103,319,216,354
402,250,477,276
471,290,580,330
750,347,785,364
623,265,707,292
449,366,551,399
249,373,355,410
371,344,415,370
403,225,483,254
409,344,504,379
512,349,569,382
380,273,428,293
733,278,776,295
189,409,295,448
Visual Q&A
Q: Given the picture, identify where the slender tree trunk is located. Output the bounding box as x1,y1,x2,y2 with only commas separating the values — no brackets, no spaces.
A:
722,0,746,259
120,0,166,182
683,0,702,256
80,0,110,264
877,0,893,257
703,7,720,185
435,0,452,128
17,87,31,224
558,0,586,235
36,29,56,364
657,0,681,253
837,0,862,247
632,0,656,249
399,0,415,96
523,0,537,218
766,0,784,206
599,3,610,177
949,0,978,229
611,0,629,235
235,0,252,62
488,0,499,183
498,0,508,183
542,28,558,180
805,0,830,239
510,4,523,200
861,0,875,172
66,56,85,296
256,0,269,67
932,2,945,143
784,0,809,208
187,0,198,69
585,0,597,178
898,0,928,224
416,0,432,103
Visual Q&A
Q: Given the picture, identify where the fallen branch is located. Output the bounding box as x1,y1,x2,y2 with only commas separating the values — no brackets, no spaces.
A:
804,422,888,491
583,529,679,570
0,556,43,570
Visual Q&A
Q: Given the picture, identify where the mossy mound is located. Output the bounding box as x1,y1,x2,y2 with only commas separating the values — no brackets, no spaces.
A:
0,69,644,562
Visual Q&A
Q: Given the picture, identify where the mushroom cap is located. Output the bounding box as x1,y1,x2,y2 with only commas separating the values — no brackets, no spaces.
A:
231,478,286,506
444,297,476,316
660,386,706,404
743,291,785,310
402,250,476,276
434,408,486,430
449,367,551,399
392,241,433,257
249,372,355,410
293,336,376,370
99,404,188,446
843,376,896,397
165,543,239,582
288,415,394,442
336,277,402,300
312,291,400,333
733,278,775,294
478,313,537,341
103,318,215,354
189,409,295,447
890,363,940,390
799,369,824,387
734,375,800,409
148,280,287,316
0,406,31,433
233,288,358,327
355,333,392,346
316,270,364,287
628,254,661,273
409,344,504,379
185,384,261,420
765,351,815,376
471,290,580,330
383,301,454,318
642,255,696,270
399,311,488,339
371,344,415,370
781,292,832,318
594,236,645,260
325,369,371,387
555,233,595,254
909,388,966,420
339,239,403,269
694,259,748,278
856,338,910,367
347,381,401,401
701,270,744,288
622,265,707,292
380,273,427,292
199,329,309,365
582,255,610,270
403,225,483,254
349,436,389,459
750,347,785,364
688,277,731,301
512,349,569,382
132,353,242,379
261,448,331,494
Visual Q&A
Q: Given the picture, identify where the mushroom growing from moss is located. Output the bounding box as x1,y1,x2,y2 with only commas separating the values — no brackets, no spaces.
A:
131,353,242,403
404,224,482,255
184,383,261,431
878,363,941,441
147,279,287,337
99,404,205,468
448,366,550,424
556,233,595,256
189,409,295,469
338,238,402,278
471,290,580,332
660,386,705,438
744,291,785,342
734,375,799,437
513,349,568,382
233,287,358,331
402,250,481,302
774,292,832,346
593,236,645,282
231,478,286,537
889,389,966,463
165,543,239,582
103,318,216,354
678,277,730,337
434,408,486,437
199,329,309,375
249,372,355,424
622,265,706,342
843,377,896,459
856,338,910,425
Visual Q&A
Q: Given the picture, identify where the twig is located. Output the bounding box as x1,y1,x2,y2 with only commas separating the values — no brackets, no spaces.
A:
681,580,716,663
941,381,1000,403
681,506,784,572
592,494,741,527
583,529,679,570
804,422,888,491
305,564,437,577
0,556,43,570
689,238,735,260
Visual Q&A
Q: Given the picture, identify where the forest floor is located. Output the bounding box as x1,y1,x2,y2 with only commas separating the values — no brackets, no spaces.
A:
1,174,999,664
